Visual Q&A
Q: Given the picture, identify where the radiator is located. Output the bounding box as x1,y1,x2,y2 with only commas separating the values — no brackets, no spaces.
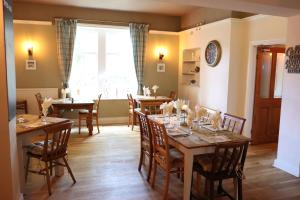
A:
16,88,58,114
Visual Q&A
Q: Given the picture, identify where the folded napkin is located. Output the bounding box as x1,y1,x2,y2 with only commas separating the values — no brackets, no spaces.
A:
41,97,53,116
195,106,208,121
160,102,174,116
210,111,222,129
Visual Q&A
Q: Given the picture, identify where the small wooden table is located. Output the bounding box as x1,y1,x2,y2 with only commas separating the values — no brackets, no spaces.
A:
148,115,251,200
134,95,172,113
52,99,94,135
16,114,71,193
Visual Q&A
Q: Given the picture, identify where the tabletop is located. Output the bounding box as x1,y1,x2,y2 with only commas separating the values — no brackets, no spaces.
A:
148,115,250,149
134,95,172,102
52,98,94,105
16,114,70,136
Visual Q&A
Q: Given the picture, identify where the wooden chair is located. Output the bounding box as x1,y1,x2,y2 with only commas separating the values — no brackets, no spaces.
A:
192,141,249,200
35,92,43,116
135,110,153,181
169,91,177,100
127,94,137,130
222,113,246,135
148,118,184,200
24,121,76,196
78,94,102,134
16,100,28,114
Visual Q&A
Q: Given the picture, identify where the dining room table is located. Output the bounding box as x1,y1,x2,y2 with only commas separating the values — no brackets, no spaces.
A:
16,114,71,194
52,98,95,135
148,114,251,200
134,95,172,113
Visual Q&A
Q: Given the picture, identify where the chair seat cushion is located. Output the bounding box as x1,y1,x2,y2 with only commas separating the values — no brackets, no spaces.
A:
24,140,53,156
194,154,213,171
78,109,97,114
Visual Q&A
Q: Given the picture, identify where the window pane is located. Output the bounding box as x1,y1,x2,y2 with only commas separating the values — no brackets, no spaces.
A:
69,25,137,100
274,53,285,98
260,52,272,98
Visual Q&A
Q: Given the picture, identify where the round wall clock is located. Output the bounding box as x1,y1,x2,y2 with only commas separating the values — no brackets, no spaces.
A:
205,40,222,67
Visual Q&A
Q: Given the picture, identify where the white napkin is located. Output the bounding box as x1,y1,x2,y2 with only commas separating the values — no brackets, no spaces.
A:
41,97,53,116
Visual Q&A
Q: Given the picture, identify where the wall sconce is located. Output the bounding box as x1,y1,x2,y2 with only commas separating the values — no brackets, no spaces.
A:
24,42,37,70
27,46,33,59
155,47,167,62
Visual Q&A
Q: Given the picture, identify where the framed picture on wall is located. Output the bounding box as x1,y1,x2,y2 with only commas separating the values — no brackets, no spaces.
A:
157,63,165,72
25,60,37,70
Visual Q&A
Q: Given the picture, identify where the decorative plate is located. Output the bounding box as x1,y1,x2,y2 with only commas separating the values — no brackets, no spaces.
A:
205,40,221,67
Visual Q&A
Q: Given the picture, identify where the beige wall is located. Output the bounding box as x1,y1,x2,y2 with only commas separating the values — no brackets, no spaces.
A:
14,23,179,118
13,2,180,32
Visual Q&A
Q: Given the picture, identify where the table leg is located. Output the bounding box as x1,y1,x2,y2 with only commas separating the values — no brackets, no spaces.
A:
86,107,93,135
140,103,145,113
183,152,194,200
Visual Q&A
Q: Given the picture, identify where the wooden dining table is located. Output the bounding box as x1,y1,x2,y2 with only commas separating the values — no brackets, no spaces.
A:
148,115,251,200
52,98,94,135
16,114,71,193
134,95,172,113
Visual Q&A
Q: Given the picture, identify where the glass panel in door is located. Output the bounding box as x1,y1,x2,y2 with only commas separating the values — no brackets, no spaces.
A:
260,52,272,98
274,53,285,98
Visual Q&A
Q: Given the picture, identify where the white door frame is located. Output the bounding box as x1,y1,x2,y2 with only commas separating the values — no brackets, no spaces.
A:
243,39,286,139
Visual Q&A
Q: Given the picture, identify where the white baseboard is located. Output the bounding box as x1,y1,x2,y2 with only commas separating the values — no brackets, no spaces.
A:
71,116,128,125
273,159,300,177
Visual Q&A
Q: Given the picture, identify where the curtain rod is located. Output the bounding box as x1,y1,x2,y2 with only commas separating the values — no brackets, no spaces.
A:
53,17,148,27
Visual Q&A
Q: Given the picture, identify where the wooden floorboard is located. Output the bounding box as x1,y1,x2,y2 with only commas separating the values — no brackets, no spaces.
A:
24,125,300,200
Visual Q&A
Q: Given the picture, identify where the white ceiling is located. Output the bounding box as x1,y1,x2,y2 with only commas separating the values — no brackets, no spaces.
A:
14,0,300,16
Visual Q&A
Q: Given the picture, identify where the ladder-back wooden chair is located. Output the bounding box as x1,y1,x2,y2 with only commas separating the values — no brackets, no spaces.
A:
127,94,137,130
148,118,184,200
35,92,43,116
222,113,246,135
135,110,153,181
169,91,177,100
192,141,249,200
24,121,76,196
78,94,102,134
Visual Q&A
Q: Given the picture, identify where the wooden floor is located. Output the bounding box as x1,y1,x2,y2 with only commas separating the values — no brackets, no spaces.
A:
24,125,300,200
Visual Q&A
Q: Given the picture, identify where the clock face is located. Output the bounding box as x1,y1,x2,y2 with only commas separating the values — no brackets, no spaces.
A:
205,40,221,67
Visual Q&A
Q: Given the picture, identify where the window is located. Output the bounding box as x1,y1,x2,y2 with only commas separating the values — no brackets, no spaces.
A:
69,24,137,99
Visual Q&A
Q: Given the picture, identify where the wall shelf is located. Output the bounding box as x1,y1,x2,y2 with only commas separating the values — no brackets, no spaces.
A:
181,48,200,86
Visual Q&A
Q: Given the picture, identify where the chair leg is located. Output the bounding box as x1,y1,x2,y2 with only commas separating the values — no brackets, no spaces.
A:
238,177,243,200
44,161,52,196
217,179,223,194
96,115,100,133
25,155,30,182
138,148,144,172
128,114,130,127
209,180,214,200
151,161,157,188
50,161,53,176
196,173,202,194
163,172,170,200
63,157,76,184
78,116,81,134
147,154,153,182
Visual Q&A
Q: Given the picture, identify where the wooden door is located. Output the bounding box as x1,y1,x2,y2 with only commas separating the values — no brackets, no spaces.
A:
252,46,285,144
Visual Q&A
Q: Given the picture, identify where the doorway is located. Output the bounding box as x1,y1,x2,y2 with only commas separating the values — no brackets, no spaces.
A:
251,46,285,144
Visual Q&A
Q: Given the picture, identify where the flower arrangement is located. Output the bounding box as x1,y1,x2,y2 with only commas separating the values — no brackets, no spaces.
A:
195,106,208,121
41,97,53,122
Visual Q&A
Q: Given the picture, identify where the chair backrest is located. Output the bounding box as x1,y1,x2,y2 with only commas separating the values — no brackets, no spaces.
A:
135,110,152,151
222,113,246,135
95,94,102,114
42,121,73,161
127,94,135,110
148,118,170,169
211,141,249,176
169,91,177,100
35,93,43,115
